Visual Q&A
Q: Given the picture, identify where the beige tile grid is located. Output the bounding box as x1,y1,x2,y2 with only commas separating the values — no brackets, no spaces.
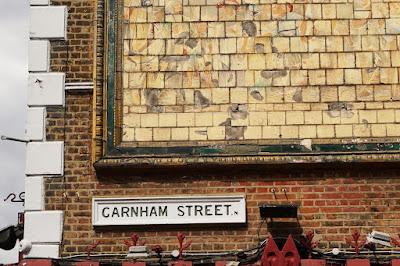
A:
121,0,400,142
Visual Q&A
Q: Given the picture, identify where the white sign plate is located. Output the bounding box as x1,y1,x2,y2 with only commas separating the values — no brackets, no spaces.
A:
92,195,246,226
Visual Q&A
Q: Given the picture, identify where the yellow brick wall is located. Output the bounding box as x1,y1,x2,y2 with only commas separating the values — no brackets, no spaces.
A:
122,0,400,144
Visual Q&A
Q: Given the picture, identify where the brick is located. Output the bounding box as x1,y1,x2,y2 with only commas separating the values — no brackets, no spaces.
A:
280,126,299,139
314,20,331,36
302,54,319,69
372,3,389,18
304,111,322,125
268,112,285,125
332,20,349,36
244,126,262,139
326,37,343,52
299,125,317,139
207,126,225,140
371,124,387,137
327,69,344,85
309,37,326,52
177,113,195,127
286,111,304,125
353,124,371,137
377,110,395,123
46,1,400,258
317,125,335,138
153,128,171,141
345,69,362,84
320,86,338,102
262,126,280,139
338,86,356,101
335,125,353,138
336,4,353,19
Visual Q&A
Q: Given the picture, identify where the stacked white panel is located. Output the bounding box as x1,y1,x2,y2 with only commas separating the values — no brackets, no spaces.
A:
30,0,50,5
29,40,50,72
26,107,46,141
24,176,44,211
26,142,64,176
24,1,67,260
24,211,63,243
29,7,67,39
28,73,65,107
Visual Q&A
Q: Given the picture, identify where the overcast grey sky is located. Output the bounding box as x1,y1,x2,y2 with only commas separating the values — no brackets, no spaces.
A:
0,0,28,230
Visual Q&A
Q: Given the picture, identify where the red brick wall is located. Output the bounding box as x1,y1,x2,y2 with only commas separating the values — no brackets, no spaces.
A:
50,0,94,82
44,0,400,257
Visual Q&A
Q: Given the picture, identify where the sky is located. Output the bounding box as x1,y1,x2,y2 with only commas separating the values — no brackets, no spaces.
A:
0,1,28,262
0,0,27,228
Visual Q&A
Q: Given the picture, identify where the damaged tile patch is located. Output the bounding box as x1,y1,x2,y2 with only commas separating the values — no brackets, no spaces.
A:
122,0,400,143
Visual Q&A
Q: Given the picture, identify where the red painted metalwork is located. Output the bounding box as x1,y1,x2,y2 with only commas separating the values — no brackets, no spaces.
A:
85,240,99,260
300,259,326,266
124,233,140,247
300,231,318,259
346,231,366,256
215,261,227,266
122,262,146,266
168,233,192,266
345,259,370,266
75,262,100,266
261,237,284,266
18,212,24,226
19,259,53,266
74,240,100,265
261,235,302,266
168,261,193,266
124,233,145,248
177,232,191,260
391,259,400,266
281,235,301,266
391,235,400,247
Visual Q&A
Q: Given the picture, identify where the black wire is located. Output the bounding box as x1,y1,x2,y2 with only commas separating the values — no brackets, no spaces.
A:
256,218,266,244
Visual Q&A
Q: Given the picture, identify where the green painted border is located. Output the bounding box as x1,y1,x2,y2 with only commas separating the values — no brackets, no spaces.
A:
104,0,400,159
106,0,117,154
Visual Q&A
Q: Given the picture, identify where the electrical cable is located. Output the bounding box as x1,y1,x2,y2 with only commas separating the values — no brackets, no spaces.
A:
256,218,267,244
43,236,400,265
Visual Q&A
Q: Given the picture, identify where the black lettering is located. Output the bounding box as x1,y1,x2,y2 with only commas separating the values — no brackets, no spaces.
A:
131,206,138,217
159,206,168,216
102,207,110,218
121,207,129,217
224,204,232,215
215,205,222,216
112,207,120,218
140,206,148,217
150,206,157,216
186,205,193,216
177,206,184,216
205,205,212,216
194,205,203,216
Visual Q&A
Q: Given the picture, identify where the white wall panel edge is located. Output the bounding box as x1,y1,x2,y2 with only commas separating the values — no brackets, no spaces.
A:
28,40,50,72
25,176,45,211
23,244,60,259
29,6,68,40
27,73,65,107
30,0,50,6
26,141,64,176
24,211,64,244
26,107,46,141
